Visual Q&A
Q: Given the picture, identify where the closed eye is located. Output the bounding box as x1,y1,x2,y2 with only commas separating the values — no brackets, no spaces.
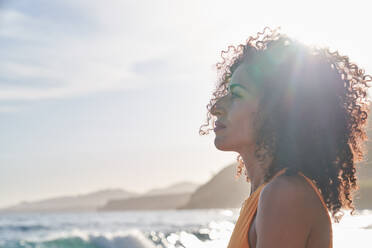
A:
231,92,241,98
228,84,246,99
230,89,244,98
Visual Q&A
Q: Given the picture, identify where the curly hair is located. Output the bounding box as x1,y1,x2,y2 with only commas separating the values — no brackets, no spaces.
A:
199,26,371,222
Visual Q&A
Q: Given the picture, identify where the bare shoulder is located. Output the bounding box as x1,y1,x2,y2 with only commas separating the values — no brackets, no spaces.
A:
262,173,314,204
262,173,322,211
255,173,319,248
259,173,321,220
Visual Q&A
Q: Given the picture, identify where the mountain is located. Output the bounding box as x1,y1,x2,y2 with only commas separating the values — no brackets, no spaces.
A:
99,182,199,211
355,181,372,210
100,164,250,211
0,182,199,213
0,188,138,212
179,162,372,210
179,163,251,209
355,157,372,210
99,164,250,211
99,193,192,211
356,125,372,180
144,182,199,196
353,122,372,209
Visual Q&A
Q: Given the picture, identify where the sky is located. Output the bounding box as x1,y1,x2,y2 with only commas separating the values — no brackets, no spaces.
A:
0,0,372,208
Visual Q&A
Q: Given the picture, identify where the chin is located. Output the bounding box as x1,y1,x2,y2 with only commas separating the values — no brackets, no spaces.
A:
214,137,236,151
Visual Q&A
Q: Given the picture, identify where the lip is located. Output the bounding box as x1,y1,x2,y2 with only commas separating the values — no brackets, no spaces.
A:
214,121,226,132
214,126,225,132
215,121,226,128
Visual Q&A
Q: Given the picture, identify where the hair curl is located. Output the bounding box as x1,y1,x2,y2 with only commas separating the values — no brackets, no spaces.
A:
199,26,371,222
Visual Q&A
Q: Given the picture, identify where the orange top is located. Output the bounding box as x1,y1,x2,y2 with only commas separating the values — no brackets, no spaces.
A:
227,168,333,248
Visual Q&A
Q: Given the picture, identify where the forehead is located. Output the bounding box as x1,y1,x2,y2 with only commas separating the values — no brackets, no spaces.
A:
229,63,255,89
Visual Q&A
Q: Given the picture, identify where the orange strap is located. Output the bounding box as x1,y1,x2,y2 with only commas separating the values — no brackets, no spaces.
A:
227,168,287,248
298,172,333,248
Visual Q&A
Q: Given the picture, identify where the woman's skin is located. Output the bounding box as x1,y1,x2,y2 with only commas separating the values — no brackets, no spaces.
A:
211,62,332,248
212,63,271,193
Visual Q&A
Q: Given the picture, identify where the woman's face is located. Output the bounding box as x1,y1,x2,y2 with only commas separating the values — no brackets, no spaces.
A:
211,62,261,153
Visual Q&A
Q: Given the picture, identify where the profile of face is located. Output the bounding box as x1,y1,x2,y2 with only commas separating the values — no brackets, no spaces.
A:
211,62,261,153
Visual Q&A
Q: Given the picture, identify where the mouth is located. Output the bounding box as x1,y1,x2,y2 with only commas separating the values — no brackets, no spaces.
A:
214,121,226,132
214,126,225,132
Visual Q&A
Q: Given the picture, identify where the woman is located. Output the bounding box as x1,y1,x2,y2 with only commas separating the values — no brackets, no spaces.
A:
199,27,370,248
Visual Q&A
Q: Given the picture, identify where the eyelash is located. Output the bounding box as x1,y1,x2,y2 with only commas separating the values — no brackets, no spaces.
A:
231,91,241,98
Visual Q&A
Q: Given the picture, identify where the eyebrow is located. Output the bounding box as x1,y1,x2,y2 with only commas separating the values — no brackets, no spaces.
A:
228,83,248,91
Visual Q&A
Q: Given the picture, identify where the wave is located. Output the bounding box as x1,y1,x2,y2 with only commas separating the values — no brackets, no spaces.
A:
2,230,158,248
0,228,229,248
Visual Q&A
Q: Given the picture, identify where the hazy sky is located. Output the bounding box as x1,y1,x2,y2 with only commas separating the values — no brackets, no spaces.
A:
1,0,371,207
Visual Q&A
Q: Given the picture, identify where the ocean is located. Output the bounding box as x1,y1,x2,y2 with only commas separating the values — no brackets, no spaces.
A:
0,209,371,248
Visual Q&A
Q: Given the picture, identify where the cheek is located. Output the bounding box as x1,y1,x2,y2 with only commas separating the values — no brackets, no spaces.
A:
227,103,257,142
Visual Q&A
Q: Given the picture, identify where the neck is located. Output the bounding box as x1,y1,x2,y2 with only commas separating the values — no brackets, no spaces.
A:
239,145,273,195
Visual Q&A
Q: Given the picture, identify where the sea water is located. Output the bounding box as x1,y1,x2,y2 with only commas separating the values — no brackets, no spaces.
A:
0,209,371,248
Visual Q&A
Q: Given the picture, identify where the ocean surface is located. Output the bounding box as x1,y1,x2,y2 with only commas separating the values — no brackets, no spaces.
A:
0,209,371,248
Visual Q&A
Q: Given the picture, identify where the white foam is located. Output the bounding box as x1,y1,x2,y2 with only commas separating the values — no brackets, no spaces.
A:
89,229,157,248
23,228,157,248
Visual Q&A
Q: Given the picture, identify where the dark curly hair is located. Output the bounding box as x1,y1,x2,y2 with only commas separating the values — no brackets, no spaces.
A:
199,26,371,222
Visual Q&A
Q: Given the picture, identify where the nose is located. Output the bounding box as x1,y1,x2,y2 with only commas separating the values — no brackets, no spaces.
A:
210,99,225,117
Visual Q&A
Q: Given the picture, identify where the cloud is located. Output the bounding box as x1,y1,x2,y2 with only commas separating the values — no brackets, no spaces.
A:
0,2,171,101
0,0,220,103
9,0,361,103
